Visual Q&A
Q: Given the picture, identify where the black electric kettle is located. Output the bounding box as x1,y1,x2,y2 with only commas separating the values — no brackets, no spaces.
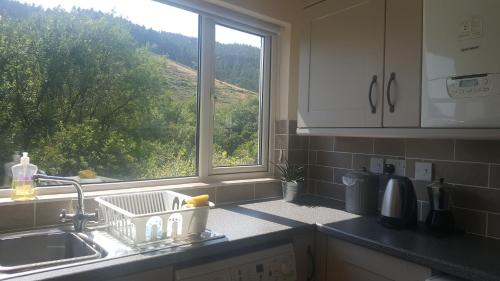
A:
380,175,418,228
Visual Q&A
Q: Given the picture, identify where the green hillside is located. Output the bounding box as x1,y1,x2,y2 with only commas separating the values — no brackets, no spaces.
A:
164,58,257,103
0,0,263,93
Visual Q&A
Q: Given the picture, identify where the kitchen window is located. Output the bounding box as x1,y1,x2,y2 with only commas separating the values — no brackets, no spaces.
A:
210,24,271,174
0,0,274,190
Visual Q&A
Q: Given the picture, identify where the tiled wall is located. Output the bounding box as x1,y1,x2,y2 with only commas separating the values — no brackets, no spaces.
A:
274,120,309,172
0,182,282,232
275,120,500,239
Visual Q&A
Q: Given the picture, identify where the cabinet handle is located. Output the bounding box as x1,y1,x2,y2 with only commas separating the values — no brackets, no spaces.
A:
368,75,377,114
386,72,396,113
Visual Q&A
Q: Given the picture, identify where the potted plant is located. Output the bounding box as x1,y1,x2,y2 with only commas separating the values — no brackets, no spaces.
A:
274,160,305,202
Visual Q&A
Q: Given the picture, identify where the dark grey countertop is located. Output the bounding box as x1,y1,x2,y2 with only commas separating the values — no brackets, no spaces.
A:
207,196,358,240
4,196,500,281
318,217,500,281
212,197,500,281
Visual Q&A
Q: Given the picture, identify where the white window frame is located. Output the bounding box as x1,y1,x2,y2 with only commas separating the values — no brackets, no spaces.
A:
0,0,279,198
200,20,272,176
154,0,277,180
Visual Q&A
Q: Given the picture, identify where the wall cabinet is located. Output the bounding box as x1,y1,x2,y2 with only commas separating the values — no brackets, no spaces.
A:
303,0,326,8
298,0,422,129
383,0,422,127
325,238,431,281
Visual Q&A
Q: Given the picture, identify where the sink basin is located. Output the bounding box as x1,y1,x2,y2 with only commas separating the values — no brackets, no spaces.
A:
0,225,223,277
0,229,102,272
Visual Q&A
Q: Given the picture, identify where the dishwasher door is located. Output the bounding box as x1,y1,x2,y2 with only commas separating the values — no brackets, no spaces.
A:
175,244,296,281
426,274,468,281
109,267,174,281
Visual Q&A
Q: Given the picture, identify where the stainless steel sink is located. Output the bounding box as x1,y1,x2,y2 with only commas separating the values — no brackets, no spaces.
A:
0,225,224,279
0,229,102,273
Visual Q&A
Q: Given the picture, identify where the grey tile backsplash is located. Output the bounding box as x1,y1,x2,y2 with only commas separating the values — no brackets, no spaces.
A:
0,181,282,232
490,165,500,189
405,139,455,160
334,137,373,154
0,202,35,232
215,184,255,205
276,120,500,239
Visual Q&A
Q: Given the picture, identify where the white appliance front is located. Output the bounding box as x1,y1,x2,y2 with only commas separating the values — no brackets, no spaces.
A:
175,244,297,281
421,0,500,127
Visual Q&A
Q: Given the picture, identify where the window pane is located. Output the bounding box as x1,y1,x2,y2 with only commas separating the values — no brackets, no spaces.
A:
0,0,199,186
212,25,264,168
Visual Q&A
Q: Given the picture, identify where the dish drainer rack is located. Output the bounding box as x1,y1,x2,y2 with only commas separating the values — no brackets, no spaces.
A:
95,190,213,245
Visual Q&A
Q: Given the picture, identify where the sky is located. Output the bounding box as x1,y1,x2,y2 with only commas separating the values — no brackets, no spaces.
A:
14,0,263,47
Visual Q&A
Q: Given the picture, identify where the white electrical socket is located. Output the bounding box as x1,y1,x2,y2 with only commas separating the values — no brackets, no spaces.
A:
415,162,433,181
385,159,406,176
369,158,384,174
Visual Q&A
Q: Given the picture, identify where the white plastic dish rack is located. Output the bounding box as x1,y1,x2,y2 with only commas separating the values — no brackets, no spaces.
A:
95,190,213,245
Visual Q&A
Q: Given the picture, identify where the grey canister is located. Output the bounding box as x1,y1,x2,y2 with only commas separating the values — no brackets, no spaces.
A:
342,168,379,215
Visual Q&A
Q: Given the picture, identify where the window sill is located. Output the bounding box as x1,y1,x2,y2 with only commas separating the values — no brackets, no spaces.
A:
0,177,280,206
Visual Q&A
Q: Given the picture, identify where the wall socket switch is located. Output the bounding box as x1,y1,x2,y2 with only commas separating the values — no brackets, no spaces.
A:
415,162,433,181
369,158,384,174
385,159,406,176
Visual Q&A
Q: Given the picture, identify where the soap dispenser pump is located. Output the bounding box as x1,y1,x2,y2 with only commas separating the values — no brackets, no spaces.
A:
11,152,38,201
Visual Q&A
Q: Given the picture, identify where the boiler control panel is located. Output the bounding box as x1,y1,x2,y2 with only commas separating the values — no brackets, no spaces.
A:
175,244,296,281
446,73,499,98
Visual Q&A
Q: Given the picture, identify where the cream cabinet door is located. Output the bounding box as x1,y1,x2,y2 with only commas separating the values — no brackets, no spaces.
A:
303,0,326,8
326,238,432,281
382,0,423,127
298,0,385,128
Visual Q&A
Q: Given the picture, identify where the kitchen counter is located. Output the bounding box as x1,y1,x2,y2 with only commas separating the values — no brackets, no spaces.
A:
2,196,353,281
211,197,500,281
318,217,500,281
4,196,500,281
207,196,358,240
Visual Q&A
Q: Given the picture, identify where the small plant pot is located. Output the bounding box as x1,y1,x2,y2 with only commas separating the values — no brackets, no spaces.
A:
282,181,304,202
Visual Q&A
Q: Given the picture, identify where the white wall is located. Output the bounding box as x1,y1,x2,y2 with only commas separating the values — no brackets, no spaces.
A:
204,0,302,120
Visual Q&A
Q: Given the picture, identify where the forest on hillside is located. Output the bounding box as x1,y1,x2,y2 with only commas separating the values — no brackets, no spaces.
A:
0,0,262,185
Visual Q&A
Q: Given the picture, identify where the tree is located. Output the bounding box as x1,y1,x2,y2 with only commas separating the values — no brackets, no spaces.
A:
0,6,197,180
213,97,259,166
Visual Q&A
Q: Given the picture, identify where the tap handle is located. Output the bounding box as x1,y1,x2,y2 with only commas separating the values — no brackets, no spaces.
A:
60,209,76,221
88,208,99,222
60,209,68,223
81,209,99,222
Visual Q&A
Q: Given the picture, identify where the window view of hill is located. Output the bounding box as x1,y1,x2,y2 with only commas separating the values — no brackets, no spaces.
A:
0,0,262,186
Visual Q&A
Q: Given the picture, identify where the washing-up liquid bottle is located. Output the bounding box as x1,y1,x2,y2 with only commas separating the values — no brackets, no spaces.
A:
11,152,38,201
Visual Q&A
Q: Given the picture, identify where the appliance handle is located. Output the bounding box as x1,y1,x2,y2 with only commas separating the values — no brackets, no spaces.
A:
306,245,315,281
368,75,377,114
403,180,417,222
401,179,408,215
386,72,396,113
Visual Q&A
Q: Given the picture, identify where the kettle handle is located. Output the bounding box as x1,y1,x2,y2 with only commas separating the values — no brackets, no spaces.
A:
403,180,418,225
